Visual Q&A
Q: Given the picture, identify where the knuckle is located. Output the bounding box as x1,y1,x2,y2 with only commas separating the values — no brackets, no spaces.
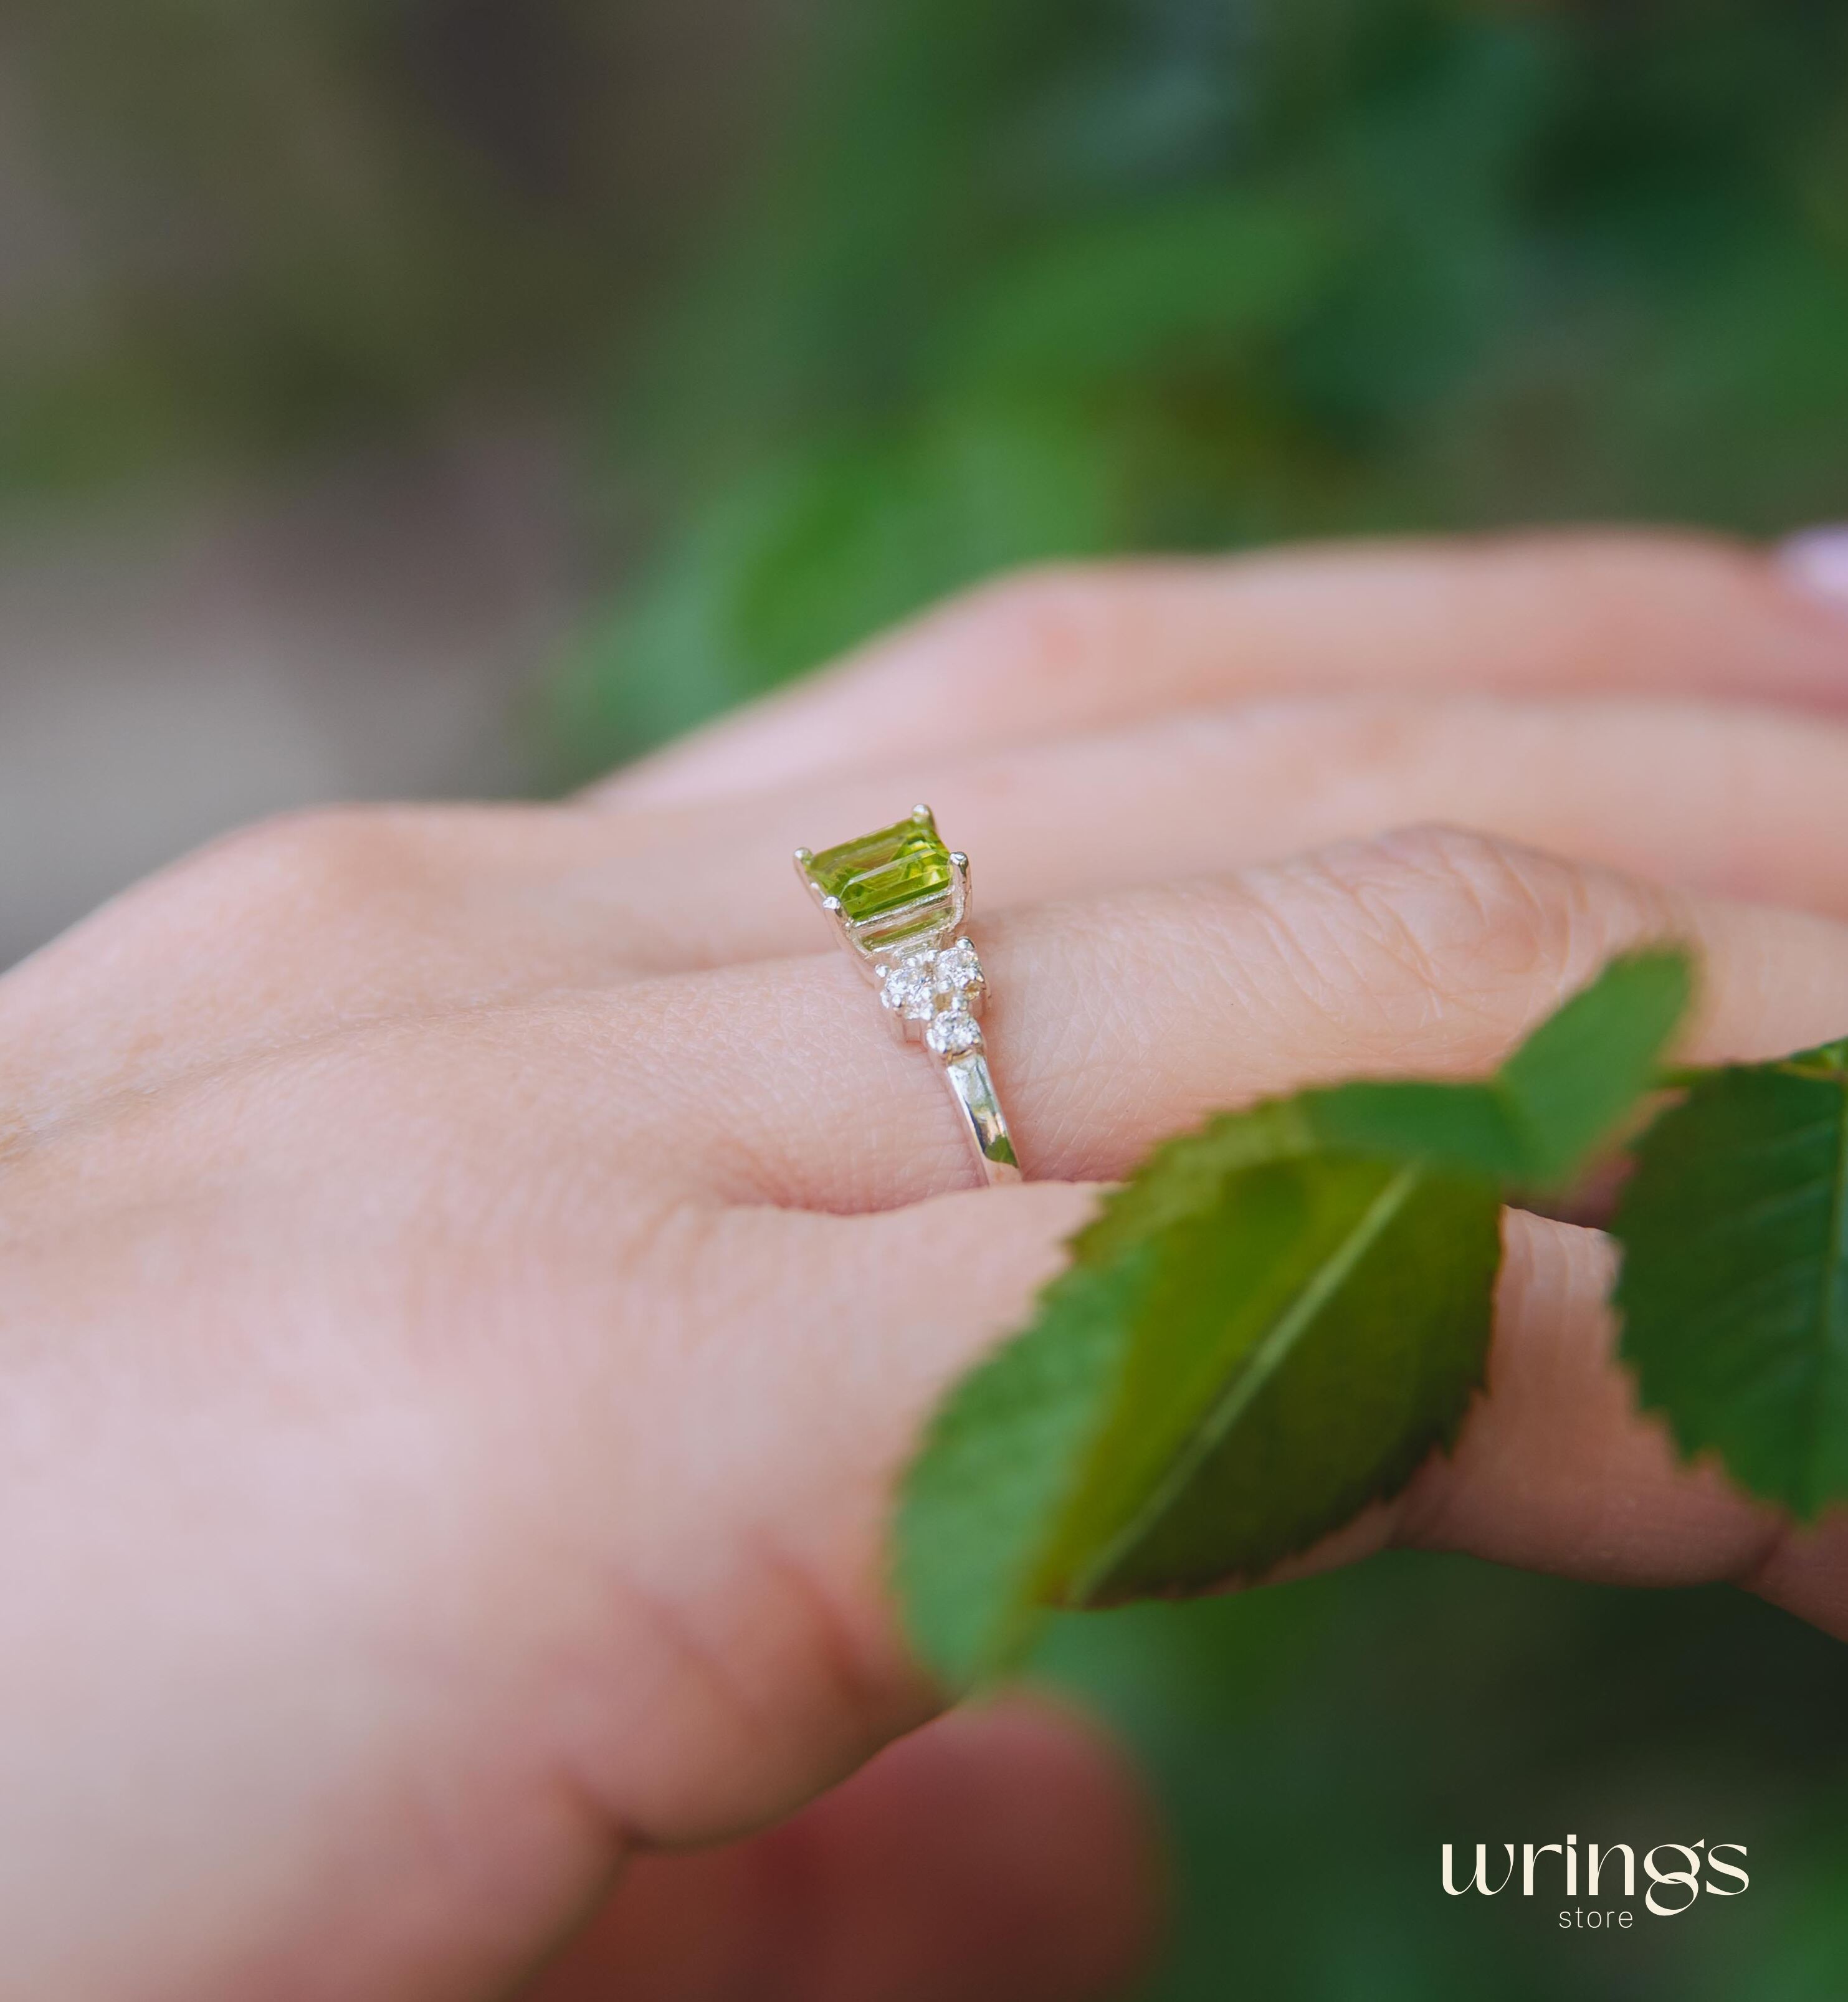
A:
0,808,440,1066
1332,825,1593,998
65,807,454,988
936,564,1118,691
1252,825,1664,1062
179,806,426,920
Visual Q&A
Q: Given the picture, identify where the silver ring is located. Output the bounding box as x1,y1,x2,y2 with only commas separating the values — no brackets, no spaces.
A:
796,805,1021,1186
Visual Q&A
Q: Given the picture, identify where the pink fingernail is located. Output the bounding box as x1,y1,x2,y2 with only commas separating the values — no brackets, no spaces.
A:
1778,526,1848,611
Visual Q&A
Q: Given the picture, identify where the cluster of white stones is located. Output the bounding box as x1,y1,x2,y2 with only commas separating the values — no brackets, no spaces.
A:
879,937,986,1057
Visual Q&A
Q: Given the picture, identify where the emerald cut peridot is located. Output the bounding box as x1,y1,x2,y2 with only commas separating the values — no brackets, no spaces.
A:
804,814,954,928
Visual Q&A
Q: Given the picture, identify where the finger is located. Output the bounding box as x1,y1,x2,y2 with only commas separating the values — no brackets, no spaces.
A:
601,827,1848,1212
523,1699,1162,2002
573,694,1848,972
1390,1212,1779,1589
36,829,1847,1222
781,1202,1847,1664
18,530,1843,1122
1469,1207,1848,1639
17,690,1848,1133
1390,1211,1848,1643
601,531,1848,806
1221,1211,1844,1636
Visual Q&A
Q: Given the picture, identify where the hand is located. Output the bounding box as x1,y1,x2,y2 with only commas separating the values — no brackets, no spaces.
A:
5,530,1848,2000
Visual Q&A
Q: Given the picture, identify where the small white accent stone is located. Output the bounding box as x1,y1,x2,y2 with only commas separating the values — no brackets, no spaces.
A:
926,1010,982,1056
935,938,983,993
880,952,939,1020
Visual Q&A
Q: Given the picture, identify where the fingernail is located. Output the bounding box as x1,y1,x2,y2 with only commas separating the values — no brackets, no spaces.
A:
1778,526,1848,612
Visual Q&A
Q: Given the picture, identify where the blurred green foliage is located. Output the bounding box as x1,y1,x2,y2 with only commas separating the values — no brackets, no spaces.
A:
1042,1560,1848,2001
553,0,1848,767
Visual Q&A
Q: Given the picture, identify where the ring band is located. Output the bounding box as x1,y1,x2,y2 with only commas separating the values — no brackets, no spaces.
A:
796,806,1021,1186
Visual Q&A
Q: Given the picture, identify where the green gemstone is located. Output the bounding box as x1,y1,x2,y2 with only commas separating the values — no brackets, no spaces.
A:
805,816,954,926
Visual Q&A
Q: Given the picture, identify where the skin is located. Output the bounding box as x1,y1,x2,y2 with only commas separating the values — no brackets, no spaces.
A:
2,528,1848,1998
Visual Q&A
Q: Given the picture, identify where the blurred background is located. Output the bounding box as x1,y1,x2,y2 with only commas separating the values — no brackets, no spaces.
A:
3,0,1847,1993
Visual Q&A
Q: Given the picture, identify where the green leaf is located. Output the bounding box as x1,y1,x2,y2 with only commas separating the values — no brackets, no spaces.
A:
896,1112,1502,1690
1614,1040,1848,1519
1495,949,1696,1183
1039,1154,1500,1609
1306,948,1695,1187
895,952,1693,1687
894,1108,1500,1689
893,1254,1148,1685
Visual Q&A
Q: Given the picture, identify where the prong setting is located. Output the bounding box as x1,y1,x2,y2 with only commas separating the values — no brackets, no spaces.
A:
794,811,1018,1183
